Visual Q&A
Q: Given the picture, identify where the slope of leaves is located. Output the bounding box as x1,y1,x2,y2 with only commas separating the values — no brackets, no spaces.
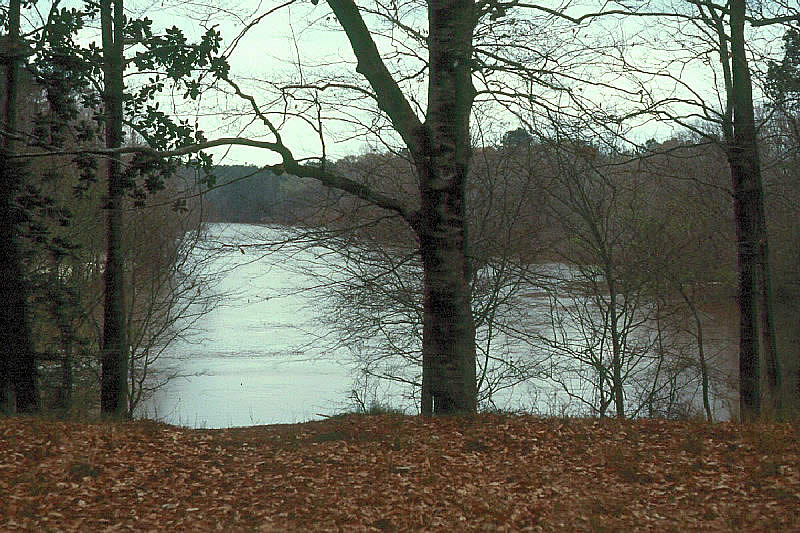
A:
1,414,798,531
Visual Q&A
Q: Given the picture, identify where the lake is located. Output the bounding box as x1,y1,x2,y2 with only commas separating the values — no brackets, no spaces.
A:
138,223,368,427
139,223,733,427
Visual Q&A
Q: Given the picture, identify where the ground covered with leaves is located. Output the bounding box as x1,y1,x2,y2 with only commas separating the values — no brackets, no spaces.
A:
1,414,798,531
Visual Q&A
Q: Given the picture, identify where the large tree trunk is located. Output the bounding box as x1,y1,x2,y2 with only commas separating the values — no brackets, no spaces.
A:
100,0,128,416
728,145,760,423
328,0,478,415
417,0,477,415
756,213,781,414
729,0,779,421
0,0,39,413
418,209,477,414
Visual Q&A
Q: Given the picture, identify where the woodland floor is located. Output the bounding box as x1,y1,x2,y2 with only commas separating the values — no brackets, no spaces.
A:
0,414,798,532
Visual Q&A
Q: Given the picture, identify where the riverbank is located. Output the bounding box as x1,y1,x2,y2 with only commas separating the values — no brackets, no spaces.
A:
2,414,798,531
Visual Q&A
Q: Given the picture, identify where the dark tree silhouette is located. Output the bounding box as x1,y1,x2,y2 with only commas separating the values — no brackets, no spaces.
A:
0,0,39,413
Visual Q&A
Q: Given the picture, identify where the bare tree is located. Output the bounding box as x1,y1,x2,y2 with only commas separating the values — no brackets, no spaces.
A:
523,0,795,420
122,185,227,416
177,0,483,413
511,135,736,419
533,144,662,418
188,0,639,413
273,140,549,412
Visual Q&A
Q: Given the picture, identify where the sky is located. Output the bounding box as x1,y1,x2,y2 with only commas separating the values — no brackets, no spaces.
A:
17,0,789,166
145,0,383,166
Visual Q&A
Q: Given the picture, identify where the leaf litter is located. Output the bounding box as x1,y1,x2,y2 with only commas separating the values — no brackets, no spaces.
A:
1,414,798,531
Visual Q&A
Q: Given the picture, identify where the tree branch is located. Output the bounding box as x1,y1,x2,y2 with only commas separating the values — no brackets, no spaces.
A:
515,0,800,28
281,82,377,101
12,136,419,230
326,0,427,156
10,137,281,159
283,159,420,231
512,3,696,24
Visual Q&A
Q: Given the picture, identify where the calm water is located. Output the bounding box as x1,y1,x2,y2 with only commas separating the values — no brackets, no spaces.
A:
139,223,368,427
139,223,731,427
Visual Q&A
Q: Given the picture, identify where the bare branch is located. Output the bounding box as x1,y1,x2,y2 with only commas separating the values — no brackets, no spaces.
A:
326,0,427,156
11,137,281,159
515,0,799,28
14,134,418,228
512,2,696,24
281,82,378,101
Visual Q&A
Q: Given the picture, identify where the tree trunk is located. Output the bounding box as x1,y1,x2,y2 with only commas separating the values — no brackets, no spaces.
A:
729,0,776,422
418,221,477,414
728,135,761,423
417,0,477,415
100,0,128,416
757,219,781,414
694,308,713,423
680,286,713,422
327,0,478,415
609,293,625,418
58,352,73,412
0,0,39,414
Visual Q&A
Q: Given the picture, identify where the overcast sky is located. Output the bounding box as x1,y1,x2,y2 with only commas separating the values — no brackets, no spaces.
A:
18,1,787,166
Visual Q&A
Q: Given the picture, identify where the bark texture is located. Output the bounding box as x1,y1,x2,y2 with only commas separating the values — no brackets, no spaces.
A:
728,0,779,421
100,0,128,416
417,0,477,414
328,0,478,414
0,0,39,413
